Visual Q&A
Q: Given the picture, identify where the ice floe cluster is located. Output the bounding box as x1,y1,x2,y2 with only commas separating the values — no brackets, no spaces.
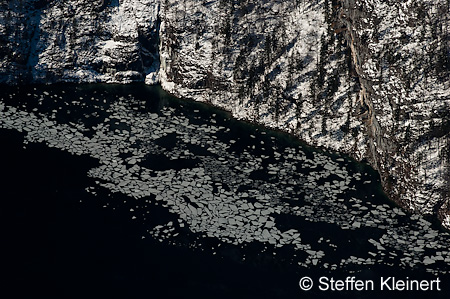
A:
0,86,449,275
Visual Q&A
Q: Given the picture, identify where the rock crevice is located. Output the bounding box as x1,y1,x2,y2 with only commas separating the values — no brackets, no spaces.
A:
338,0,450,229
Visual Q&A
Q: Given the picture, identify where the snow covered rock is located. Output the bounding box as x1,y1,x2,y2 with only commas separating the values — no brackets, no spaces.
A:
0,0,160,84
338,0,450,229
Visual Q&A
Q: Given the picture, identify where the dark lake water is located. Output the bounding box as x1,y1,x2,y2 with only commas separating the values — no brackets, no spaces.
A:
1,83,450,299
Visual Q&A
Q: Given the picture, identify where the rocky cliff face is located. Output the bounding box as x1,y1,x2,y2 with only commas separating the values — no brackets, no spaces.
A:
337,0,450,228
1,0,449,229
159,0,367,159
0,0,160,84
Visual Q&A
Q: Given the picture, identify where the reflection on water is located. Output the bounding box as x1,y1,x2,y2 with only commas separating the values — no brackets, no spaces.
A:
1,84,449,298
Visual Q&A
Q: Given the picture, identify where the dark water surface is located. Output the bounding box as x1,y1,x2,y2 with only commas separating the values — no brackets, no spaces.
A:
1,84,449,299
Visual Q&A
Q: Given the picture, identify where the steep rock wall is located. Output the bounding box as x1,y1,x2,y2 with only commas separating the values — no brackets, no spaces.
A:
159,0,368,158
338,0,450,228
0,0,160,84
